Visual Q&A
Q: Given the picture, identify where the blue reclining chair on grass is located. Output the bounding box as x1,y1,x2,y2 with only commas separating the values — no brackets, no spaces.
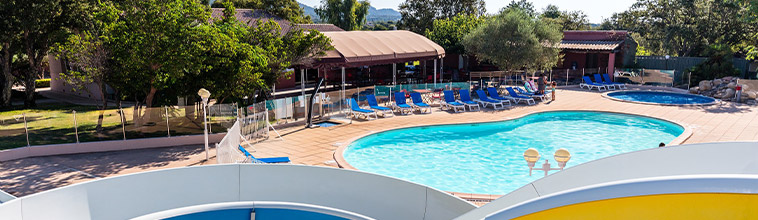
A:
475,90,506,110
486,88,513,106
505,87,536,105
238,145,290,163
348,98,377,120
410,93,432,114
458,90,481,111
515,87,550,102
594,74,616,90
393,92,414,115
580,76,607,91
442,90,466,113
366,95,393,117
602,73,627,89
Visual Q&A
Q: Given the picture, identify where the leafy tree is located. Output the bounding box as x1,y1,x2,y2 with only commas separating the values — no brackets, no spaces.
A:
743,0,758,60
502,0,536,17
0,0,21,107
462,8,563,71
540,5,590,31
610,0,752,57
211,0,312,23
689,45,740,85
315,0,370,31
16,0,88,107
425,14,484,55
398,0,486,34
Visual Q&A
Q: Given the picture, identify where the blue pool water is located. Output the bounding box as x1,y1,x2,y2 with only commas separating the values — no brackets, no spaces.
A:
344,111,684,195
166,208,347,220
607,91,716,105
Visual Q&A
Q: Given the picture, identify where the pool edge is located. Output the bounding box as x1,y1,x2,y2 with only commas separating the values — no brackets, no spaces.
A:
601,90,719,107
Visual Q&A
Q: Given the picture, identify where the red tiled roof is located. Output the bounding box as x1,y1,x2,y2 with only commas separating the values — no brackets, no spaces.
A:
209,8,344,33
558,40,623,51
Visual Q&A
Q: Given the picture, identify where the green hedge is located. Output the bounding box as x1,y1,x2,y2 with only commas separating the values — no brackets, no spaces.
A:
36,79,51,88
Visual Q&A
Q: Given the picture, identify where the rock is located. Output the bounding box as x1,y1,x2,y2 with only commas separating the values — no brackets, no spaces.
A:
713,79,723,85
723,88,735,99
727,82,737,89
747,91,757,99
698,80,712,91
722,76,732,82
689,87,699,94
741,84,749,91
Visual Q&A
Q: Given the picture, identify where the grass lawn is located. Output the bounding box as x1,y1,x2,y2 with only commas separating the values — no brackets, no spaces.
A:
0,103,231,150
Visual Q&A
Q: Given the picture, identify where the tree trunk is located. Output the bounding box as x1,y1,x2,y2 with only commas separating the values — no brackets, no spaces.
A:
23,32,39,108
142,86,158,124
95,82,108,134
0,42,12,107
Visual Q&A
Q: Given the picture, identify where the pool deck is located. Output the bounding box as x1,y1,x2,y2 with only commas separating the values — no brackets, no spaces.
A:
2,88,757,203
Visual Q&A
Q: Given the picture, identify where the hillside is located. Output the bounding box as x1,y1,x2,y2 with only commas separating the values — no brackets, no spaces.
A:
299,2,401,22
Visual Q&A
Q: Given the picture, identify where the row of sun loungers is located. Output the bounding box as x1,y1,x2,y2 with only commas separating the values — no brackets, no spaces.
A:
349,88,543,118
580,73,628,91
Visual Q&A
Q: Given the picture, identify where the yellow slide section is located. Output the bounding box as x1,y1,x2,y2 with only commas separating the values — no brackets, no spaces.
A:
515,193,758,219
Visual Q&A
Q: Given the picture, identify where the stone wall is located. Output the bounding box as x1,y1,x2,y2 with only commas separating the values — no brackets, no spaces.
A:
690,77,757,104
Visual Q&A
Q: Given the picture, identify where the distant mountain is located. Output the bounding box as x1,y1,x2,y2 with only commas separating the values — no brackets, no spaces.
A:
299,2,401,23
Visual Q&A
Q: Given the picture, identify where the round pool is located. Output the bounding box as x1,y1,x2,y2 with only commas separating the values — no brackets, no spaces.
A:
605,91,717,106
342,111,684,195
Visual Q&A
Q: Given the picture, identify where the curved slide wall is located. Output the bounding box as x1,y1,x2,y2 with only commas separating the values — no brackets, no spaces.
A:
0,164,476,220
458,141,758,219
486,175,758,219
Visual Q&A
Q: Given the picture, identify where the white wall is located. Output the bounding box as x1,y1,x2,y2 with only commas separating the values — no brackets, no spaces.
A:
0,164,476,220
457,141,758,220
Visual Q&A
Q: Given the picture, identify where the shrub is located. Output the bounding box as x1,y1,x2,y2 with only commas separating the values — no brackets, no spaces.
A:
689,45,739,86
35,79,51,88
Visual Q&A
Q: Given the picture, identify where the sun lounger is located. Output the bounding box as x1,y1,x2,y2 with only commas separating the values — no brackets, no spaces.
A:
348,98,378,120
580,76,607,91
486,87,513,106
238,145,290,163
410,93,432,114
505,87,536,105
602,73,627,89
367,94,393,117
475,90,506,110
458,90,481,111
515,87,550,102
594,74,616,90
393,92,414,115
442,90,465,113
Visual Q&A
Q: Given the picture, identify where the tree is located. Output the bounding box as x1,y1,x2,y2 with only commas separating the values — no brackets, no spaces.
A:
398,0,485,34
0,0,21,107
689,45,740,85
16,0,87,107
462,8,563,71
540,5,590,31
610,0,752,57
425,14,484,55
210,0,312,23
503,0,536,17
743,0,758,60
315,0,370,31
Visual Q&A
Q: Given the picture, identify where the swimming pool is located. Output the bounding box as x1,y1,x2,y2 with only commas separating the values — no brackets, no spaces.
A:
342,111,684,195
605,91,717,105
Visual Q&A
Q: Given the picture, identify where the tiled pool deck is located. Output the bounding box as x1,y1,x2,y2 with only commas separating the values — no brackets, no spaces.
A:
2,88,757,201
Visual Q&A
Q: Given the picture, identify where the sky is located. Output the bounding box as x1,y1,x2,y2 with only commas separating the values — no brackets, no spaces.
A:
299,0,638,23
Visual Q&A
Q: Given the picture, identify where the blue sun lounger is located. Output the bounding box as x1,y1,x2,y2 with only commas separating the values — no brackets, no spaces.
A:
580,76,607,91
238,145,290,163
410,93,432,114
594,74,616,90
367,94,393,117
393,92,414,115
475,90,506,110
486,88,513,106
602,73,627,89
442,90,466,112
458,90,481,111
505,87,536,105
348,98,377,120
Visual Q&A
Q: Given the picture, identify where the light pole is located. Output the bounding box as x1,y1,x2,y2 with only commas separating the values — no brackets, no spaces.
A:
524,148,571,177
198,88,211,161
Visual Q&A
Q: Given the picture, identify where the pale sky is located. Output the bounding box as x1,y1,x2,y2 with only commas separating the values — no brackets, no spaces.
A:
299,0,638,23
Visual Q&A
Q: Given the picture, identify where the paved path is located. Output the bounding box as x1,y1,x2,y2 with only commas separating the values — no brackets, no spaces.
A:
1,88,756,198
